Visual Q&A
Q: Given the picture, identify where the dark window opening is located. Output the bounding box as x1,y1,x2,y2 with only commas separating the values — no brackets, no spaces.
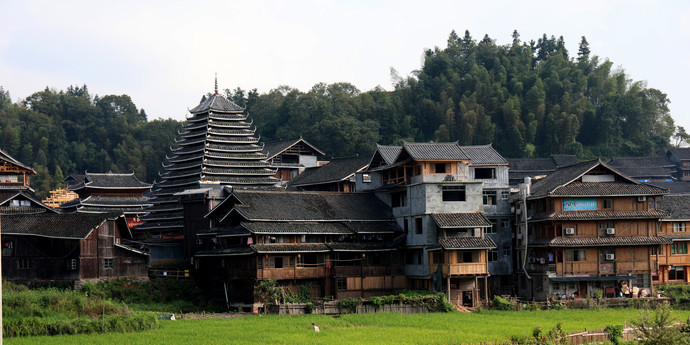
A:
443,185,466,201
475,168,496,179
434,163,447,174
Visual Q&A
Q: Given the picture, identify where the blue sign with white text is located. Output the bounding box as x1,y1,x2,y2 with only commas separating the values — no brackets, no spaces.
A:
563,198,597,211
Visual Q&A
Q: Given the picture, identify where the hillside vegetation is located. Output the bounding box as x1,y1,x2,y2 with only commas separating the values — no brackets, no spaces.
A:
0,31,685,198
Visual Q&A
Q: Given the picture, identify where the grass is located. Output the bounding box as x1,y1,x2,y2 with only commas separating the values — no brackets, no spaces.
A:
7,308,690,344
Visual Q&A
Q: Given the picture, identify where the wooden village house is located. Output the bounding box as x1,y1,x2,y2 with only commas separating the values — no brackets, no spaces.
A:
192,190,406,310
514,160,669,300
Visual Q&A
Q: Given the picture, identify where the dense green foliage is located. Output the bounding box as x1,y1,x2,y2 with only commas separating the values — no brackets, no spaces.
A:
80,277,218,313
241,31,681,160
0,85,181,199
7,309,690,344
631,304,690,345
659,284,690,306
2,281,159,337
1,31,685,199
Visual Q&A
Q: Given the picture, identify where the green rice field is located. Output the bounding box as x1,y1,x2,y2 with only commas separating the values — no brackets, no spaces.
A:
6,308,690,345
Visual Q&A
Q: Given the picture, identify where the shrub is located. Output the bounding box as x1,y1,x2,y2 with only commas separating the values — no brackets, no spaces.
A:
605,324,624,345
491,296,513,311
338,298,362,313
631,303,690,345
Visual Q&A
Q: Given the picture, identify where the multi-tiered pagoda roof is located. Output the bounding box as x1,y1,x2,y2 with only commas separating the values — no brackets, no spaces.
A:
135,90,280,238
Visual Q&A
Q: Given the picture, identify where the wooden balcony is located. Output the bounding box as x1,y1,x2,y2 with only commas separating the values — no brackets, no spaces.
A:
432,263,488,276
333,265,404,277
257,267,327,280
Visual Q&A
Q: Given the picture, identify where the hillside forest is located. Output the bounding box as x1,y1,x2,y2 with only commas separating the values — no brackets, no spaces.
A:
1,30,688,199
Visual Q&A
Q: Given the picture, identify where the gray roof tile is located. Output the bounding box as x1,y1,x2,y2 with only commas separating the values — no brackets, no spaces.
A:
189,94,244,114
431,213,493,228
401,142,469,161
549,236,670,247
289,156,369,187
459,144,508,165
2,213,120,239
436,237,497,250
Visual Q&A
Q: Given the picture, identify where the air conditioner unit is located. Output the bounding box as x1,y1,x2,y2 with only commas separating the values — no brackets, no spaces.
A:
638,196,646,202
606,228,616,235
606,253,615,261
565,228,575,235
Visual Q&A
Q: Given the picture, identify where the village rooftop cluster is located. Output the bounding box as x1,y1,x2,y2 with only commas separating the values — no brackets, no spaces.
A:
3,90,690,312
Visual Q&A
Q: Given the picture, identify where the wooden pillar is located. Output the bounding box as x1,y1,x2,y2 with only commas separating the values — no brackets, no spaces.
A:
484,276,488,305
446,276,451,302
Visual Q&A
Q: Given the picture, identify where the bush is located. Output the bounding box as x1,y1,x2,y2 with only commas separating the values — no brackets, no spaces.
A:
338,298,362,313
605,324,624,345
631,303,690,345
491,296,513,311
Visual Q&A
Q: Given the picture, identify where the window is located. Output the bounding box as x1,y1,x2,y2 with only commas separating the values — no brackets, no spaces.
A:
337,278,348,290
488,250,498,262
297,254,322,268
501,221,509,229
457,251,478,263
652,246,663,255
0,175,18,183
485,222,497,234
433,252,444,264
104,258,114,269
68,259,77,270
672,242,688,255
483,191,497,205
415,217,423,235
502,191,510,200
17,258,33,269
603,199,612,209
502,247,511,257
674,222,686,233
2,240,14,257
669,266,685,280
442,185,465,201
434,163,447,174
391,191,407,207
362,173,371,183
403,217,409,234
475,168,496,179
565,250,587,262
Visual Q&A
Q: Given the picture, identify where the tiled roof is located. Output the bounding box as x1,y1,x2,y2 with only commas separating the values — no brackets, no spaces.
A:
550,182,668,196
401,142,469,161
263,137,324,159
376,145,402,165
668,148,690,160
535,210,667,221
251,243,330,253
80,196,151,206
436,237,497,250
508,155,578,171
229,190,394,221
0,148,36,174
241,222,353,235
343,222,399,234
528,160,667,198
648,181,690,194
2,213,118,239
289,155,369,187
660,234,690,241
198,225,251,237
658,195,690,220
459,144,508,165
69,172,151,190
431,213,493,228
608,156,675,168
327,242,397,252
189,93,244,114
195,247,255,257
549,236,670,247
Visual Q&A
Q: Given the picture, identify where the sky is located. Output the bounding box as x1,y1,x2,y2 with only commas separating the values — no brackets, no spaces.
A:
1,0,689,132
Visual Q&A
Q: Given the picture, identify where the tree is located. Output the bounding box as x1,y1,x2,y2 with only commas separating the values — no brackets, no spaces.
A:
631,304,690,345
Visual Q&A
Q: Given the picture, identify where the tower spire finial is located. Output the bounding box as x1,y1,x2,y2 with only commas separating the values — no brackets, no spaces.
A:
214,73,219,95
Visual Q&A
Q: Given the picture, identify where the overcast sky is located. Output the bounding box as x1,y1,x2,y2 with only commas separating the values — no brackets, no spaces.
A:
2,0,689,133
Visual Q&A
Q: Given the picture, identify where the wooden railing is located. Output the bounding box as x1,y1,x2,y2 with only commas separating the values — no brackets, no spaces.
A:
433,263,487,276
